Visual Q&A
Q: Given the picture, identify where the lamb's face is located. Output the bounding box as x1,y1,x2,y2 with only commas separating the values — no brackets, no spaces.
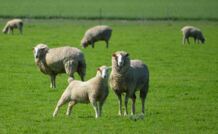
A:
33,44,49,59
97,66,110,79
112,52,129,68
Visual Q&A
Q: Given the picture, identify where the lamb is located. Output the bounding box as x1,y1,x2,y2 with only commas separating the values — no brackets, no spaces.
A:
53,65,110,118
2,19,23,34
33,43,86,89
81,25,112,48
109,51,149,116
181,26,205,44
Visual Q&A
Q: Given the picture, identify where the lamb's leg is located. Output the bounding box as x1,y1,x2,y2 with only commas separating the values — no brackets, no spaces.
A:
50,75,56,89
66,101,76,116
53,95,68,117
124,94,129,116
115,91,122,116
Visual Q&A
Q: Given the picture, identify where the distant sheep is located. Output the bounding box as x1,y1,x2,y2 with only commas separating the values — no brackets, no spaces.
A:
2,19,23,34
33,44,86,89
81,25,112,48
181,26,205,44
53,65,110,118
109,51,149,116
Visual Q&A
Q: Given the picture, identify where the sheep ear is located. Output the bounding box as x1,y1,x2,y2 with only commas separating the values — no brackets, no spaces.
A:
97,68,101,73
125,53,129,57
112,53,117,57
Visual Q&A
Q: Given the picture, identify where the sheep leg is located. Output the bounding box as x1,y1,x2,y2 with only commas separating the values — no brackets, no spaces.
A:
50,75,56,89
131,94,136,115
140,87,148,114
194,37,197,44
11,28,14,35
19,26,23,34
182,36,186,44
187,38,190,44
99,99,106,117
66,101,76,116
65,60,75,81
91,42,95,48
90,101,99,118
53,96,68,117
105,40,109,48
115,91,122,116
124,94,129,116
77,61,86,81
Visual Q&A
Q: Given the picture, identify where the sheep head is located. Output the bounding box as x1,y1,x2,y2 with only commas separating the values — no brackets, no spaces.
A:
2,26,8,34
112,51,130,66
97,65,110,79
81,38,89,48
33,44,49,59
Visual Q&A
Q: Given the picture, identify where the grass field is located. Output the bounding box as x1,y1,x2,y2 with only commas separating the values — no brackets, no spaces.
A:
0,20,217,133
0,0,218,20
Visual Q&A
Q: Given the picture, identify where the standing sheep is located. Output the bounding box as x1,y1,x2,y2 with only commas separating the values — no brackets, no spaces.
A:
81,25,112,48
109,51,149,116
2,19,23,34
181,26,205,44
53,65,110,118
33,43,86,89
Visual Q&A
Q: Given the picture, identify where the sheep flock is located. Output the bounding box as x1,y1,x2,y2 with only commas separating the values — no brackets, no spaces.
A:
1,18,206,119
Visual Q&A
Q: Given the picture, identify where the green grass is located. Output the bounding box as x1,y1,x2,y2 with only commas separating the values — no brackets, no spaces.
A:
0,0,218,20
0,20,217,133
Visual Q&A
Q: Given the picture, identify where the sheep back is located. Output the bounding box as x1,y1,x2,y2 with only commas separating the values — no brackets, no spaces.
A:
45,47,85,74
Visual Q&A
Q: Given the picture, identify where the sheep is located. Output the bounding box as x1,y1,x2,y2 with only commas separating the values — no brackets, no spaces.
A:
53,65,110,118
81,25,112,48
109,51,149,116
33,43,86,89
181,26,205,44
2,19,23,34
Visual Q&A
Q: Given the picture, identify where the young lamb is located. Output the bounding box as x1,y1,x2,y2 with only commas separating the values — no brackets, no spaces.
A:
2,19,23,34
181,26,205,44
81,25,112,48
33,43,86,89
109,51,149,116
53,65,110,118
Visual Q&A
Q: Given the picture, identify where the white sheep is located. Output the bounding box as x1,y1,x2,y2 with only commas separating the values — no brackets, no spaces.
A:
53,65,110,118
33,43,86,89
2,19,23,34
181,26,205,44
109,51,149,116
81,25,112,48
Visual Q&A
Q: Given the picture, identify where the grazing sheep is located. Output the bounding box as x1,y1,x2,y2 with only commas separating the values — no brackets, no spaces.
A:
33,43,86,89
181,26,205,44
109,51,149,116
53,65,110,118
2,19,23,34
81,25,112,48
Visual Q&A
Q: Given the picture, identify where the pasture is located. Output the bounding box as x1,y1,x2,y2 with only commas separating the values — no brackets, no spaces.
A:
0,19,217,133
0,0,218,20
